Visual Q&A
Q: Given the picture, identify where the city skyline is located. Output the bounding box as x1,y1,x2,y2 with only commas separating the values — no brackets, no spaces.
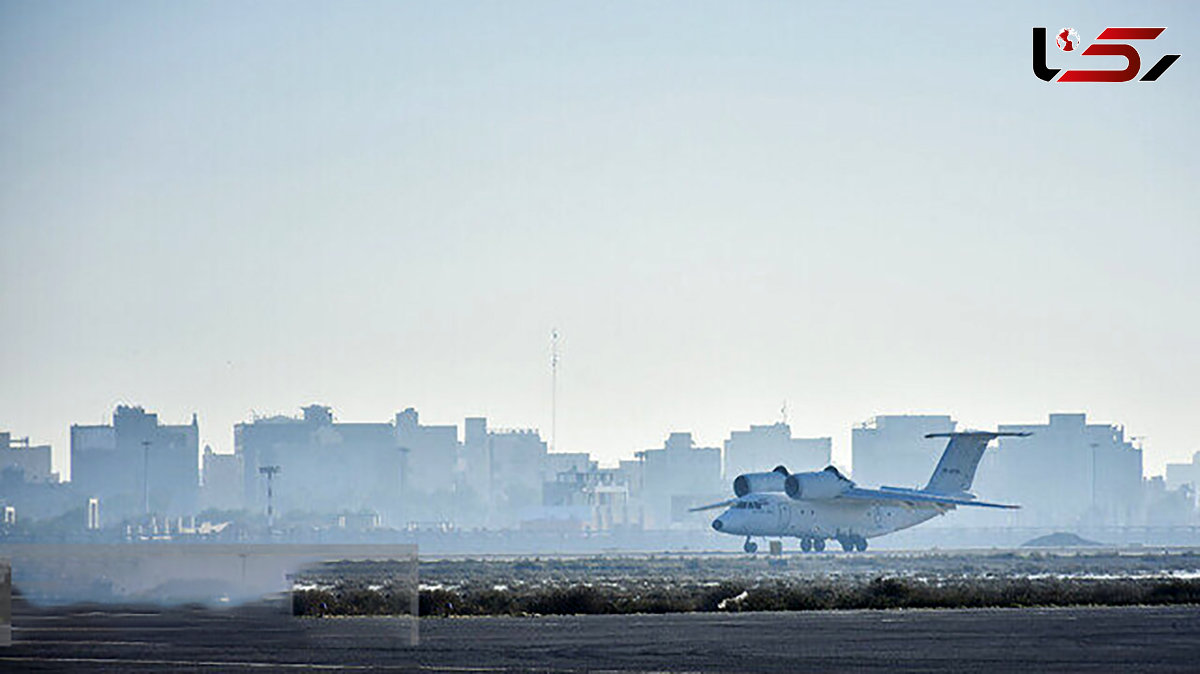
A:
8,404,1172,539
3,2,1197,478
1,399,1168,482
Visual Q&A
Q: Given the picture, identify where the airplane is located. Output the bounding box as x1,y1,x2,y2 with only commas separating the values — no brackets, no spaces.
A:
692,431,1028,553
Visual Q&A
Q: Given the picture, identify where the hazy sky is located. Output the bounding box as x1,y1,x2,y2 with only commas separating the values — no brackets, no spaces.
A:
2,2,1197,479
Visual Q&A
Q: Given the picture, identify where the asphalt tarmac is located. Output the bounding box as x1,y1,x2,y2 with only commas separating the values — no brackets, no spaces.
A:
3,601,1199,672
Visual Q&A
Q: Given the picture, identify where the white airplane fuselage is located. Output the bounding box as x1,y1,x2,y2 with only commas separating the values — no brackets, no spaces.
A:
700,431,1024,552
711,492,943,541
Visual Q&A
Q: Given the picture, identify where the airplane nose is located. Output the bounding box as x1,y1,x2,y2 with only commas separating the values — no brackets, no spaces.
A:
712,518,723,531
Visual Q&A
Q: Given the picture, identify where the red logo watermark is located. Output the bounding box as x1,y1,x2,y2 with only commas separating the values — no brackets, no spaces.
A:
1033,26,1180,82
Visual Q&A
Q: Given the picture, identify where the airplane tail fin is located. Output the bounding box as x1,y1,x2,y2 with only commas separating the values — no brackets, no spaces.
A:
923,431,1030,495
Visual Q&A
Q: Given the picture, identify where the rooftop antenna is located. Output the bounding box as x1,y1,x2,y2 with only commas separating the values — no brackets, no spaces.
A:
551,328,560,452
258,465,281,530
780,401,789,426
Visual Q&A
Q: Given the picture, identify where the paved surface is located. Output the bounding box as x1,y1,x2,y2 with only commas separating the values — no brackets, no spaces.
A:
2,601,1199,672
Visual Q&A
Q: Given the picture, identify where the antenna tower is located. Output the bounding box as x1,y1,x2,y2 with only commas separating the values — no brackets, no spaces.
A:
551,328,560,452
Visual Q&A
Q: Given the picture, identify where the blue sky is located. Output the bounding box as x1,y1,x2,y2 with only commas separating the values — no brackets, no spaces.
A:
2,2,1197,477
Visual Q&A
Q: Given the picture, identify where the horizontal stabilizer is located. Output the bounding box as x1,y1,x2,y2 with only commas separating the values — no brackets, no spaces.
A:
688,498,739,513
840,487,1020,510
924,431,1032,439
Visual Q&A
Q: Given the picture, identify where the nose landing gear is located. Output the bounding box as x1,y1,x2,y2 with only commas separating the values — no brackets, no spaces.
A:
743,538,758,553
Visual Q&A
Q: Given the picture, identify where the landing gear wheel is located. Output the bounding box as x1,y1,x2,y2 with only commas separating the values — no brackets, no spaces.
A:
813,538,826,552
855,538,868,552
800,537,812,553
744,539,758,554
840,538,854,552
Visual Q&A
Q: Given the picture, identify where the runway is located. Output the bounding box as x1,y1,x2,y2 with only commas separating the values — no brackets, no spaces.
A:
3,602,1199,672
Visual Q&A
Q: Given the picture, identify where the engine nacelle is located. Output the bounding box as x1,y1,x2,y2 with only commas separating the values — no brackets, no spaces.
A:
732,465,790,497
784,466,854,500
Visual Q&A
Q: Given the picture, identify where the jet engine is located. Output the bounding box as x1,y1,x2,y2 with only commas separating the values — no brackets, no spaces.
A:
732,465,790,497
784,466,853,500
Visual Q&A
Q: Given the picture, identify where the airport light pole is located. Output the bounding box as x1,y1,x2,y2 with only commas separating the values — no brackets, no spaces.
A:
259,465,281,531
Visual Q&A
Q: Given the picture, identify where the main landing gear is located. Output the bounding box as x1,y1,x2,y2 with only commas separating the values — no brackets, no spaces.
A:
838,535,868,552
745,536,865,554
799,537,826,553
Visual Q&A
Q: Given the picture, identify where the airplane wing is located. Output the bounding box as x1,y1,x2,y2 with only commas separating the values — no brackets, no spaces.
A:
688,498,739,513
839,487,1019,510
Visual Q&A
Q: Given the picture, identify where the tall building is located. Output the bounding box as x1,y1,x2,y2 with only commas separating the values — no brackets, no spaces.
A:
617,458,645,527
1165,451,1200,509
70,405,199,520
0,431,70,522
724,423,831,479
460,417,491,513
0,431,56,483
851,415,957,488
976,413,1144,526
235,405,403,523
452,417,553,528
544,452,595,477
541,460,632,532
200,446,243,510
1141,476,1195,525
487,427,548,527
636,432,723,529
395,408,459,498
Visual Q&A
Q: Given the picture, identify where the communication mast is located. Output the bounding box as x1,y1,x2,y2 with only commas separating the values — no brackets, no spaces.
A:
551,329,560,452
